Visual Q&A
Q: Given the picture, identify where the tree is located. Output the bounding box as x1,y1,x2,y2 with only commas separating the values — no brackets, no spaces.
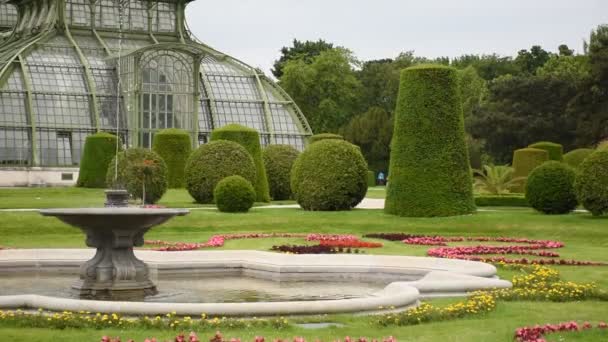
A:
356,59,402,114
280,48,362,133
451,54,520,80
558,44,574,56
271,39,334,78
515,45,552,75
537,54,590,85
458,66,487,120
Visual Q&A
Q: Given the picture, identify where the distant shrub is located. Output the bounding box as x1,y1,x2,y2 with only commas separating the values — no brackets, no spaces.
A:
214,176,256,213
575,149,608,216
367,171,376,187
185,140,256,204
262,144,300,200
152,129,192,189
211,124,270,202
563,148,594,170
512,148,549,193
291,139,368,211
308,133,344,144
528,141,563,161
106,148,168,204
77,132,121,188
474,195,529,207
384,65,475,217
525,161,577,214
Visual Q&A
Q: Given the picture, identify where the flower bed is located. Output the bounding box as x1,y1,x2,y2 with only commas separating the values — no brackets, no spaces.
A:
101,332,398,342
515,321,607,342
270,245,362,254
319,240,382,248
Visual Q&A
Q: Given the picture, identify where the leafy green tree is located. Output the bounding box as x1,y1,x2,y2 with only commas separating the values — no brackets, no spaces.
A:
537,55,590,85
458,66,487,119
356,59,402,114
558,44,574,56
280,48,362,133
515,45,552,75
451,54,520,80
271,39,334,78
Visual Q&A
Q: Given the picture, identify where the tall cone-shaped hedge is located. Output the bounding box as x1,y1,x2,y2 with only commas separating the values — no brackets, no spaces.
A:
385,65,475,217
77,132,121,188
152,129,192,188
210,124,271,202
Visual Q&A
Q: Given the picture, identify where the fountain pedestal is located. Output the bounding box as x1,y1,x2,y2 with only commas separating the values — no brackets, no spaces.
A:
40,207,189,300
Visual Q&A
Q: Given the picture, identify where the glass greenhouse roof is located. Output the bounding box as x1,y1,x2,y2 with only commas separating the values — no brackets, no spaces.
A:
0,0,312,167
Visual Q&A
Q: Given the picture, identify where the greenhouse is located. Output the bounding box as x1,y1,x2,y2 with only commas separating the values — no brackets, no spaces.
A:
0,0,312,169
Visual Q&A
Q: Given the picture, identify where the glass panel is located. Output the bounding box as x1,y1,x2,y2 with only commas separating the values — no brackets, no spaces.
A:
33,94,93,128
0,92,27,126
269,103,300,134
0,3,18,29
129,0,148,31
201,55,242,76
207,75,261,100
154,2,176,32
56,132,73,165
66,0,91,27
214,101,266,132
0,128,31,165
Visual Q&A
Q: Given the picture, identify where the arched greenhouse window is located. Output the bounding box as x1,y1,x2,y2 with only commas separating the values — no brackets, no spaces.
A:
139,50,193,148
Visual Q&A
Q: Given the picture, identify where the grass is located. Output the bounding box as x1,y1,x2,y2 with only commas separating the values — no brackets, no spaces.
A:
0,187,607,341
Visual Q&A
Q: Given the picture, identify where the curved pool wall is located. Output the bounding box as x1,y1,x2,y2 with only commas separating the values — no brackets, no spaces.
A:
0,250,511,316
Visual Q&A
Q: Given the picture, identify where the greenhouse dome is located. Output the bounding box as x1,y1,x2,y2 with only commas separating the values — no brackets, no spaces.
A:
0,0,312,178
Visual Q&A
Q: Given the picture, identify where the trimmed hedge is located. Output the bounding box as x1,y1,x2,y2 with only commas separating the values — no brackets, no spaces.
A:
152,129,192,189
214,175,256,213
77,132,121,188
474,195,529,207
525,161,578,214
308,133,344,144
528,141,563,161
575,149,608,216
384,65,475,217
106,148,168,204
512,148,549,193
185,140,256,204
291,139,368,211
563,148,594,170
262,144,300,200
210,124,270,203
367,171,376,187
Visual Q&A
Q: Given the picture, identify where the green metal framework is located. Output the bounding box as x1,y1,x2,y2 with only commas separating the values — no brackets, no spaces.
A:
0,0,312,167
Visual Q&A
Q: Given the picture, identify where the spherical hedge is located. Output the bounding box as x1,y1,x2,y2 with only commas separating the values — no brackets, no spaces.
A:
106,148,168,204
384,65,475,217
262,144,300,200
308,133,344,144
512,148,549,193
525,161,577,214
77,132,121,188
152,129,192,189
291,139,368,211
214,176,256,213
210,124,270,203
575,149,608,216
528,141,564,161
185,140,256,204
563,148,594,170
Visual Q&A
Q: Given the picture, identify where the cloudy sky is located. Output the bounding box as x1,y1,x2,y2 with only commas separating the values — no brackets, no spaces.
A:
185,0,608,77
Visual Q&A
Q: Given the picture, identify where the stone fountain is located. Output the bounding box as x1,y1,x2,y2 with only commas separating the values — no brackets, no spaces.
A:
40,190,189,300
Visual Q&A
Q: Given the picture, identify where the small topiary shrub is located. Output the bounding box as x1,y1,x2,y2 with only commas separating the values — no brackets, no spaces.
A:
308,133,344,144
291,139,368,211
262,144,300,200
525,161,578,214
185,140,256,204
77,132,121,188
575,149,608,216
210,124,270,203
384,65,475,217
563,148,594,170
152,129,192,189
106,148,168,204
474,194,529,207
213,175,256,213
367,171,376,187
528,141,563,161
512,148,549,193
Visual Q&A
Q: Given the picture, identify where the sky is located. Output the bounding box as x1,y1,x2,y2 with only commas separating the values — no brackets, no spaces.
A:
185,0,608,77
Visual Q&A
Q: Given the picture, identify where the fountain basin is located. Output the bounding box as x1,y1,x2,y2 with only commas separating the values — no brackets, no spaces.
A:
39,208,189,300
0,250,511,316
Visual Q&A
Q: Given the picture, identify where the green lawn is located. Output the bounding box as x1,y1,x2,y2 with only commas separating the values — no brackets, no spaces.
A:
0,188,607,341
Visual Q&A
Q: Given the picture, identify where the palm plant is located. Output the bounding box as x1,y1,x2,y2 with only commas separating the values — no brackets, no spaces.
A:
473,165,525,195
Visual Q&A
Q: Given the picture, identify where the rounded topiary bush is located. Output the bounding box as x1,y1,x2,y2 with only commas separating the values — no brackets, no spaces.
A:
106,148,168,204
214,175,256,213
563,148,594,170
525,161,577,214
575,149,608,216
262,144,300,200
185,140,256,204
528,141,564,161
308,133,344,144
384,65,475,217
210,124,270,203
77,132,121,188
152,129,192,189
512,148,549,193
291,139,368,211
